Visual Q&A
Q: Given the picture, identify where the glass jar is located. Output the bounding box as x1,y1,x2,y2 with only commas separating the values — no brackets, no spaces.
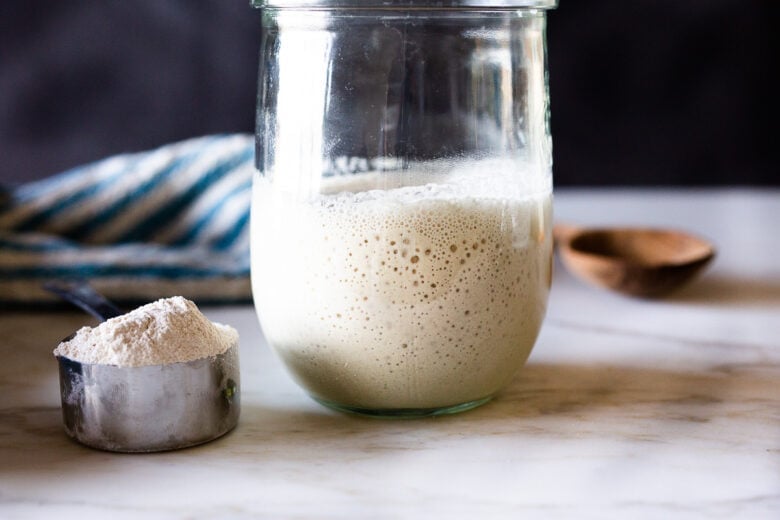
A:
251,0,557,416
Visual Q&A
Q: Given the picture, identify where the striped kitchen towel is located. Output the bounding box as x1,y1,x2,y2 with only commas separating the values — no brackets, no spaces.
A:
0,134,255,306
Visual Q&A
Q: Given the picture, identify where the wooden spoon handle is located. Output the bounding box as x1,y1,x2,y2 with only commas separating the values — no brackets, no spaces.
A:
552,223,581,246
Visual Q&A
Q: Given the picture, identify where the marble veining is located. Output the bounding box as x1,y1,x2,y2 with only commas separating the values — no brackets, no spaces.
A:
1,189,779,519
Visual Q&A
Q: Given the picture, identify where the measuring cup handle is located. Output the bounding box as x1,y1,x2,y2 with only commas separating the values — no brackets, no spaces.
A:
43,280,124,321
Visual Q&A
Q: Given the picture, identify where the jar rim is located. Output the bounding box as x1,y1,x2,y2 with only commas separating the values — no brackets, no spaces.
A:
251,0,557,9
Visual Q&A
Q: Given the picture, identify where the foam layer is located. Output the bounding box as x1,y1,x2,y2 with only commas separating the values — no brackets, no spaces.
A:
251,169,552,409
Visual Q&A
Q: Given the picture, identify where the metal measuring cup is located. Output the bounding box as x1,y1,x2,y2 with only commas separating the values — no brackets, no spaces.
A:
48,281,240,453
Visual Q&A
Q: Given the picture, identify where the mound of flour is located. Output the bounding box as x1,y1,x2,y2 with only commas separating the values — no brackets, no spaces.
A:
54,296,238,367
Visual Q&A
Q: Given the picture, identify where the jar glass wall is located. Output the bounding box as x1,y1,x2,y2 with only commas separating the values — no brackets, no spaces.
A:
251,3,556,416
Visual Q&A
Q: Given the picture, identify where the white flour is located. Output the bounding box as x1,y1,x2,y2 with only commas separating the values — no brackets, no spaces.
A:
54,296,238,367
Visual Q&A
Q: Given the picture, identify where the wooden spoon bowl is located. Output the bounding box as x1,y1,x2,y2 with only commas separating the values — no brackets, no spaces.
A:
554,224,716,298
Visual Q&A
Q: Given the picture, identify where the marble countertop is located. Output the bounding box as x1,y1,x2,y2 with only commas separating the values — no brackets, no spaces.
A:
1,188,778,519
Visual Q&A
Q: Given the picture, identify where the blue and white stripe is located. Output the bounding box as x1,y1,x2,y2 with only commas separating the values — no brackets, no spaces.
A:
0,134,255,305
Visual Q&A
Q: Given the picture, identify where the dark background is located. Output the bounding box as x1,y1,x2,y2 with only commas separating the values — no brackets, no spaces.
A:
1,1,777,186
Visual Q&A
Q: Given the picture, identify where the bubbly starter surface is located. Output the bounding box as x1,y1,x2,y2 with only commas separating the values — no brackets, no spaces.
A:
251,171,552,409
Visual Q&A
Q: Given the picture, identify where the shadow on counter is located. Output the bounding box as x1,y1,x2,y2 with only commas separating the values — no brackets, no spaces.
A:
222,360,775,455
3,357,775,474
666,274,780,308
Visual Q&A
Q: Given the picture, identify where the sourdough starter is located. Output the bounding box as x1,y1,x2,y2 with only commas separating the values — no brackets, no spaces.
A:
251,169,552,409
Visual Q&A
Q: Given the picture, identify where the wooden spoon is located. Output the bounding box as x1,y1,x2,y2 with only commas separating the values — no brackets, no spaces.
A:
553,224,716,298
